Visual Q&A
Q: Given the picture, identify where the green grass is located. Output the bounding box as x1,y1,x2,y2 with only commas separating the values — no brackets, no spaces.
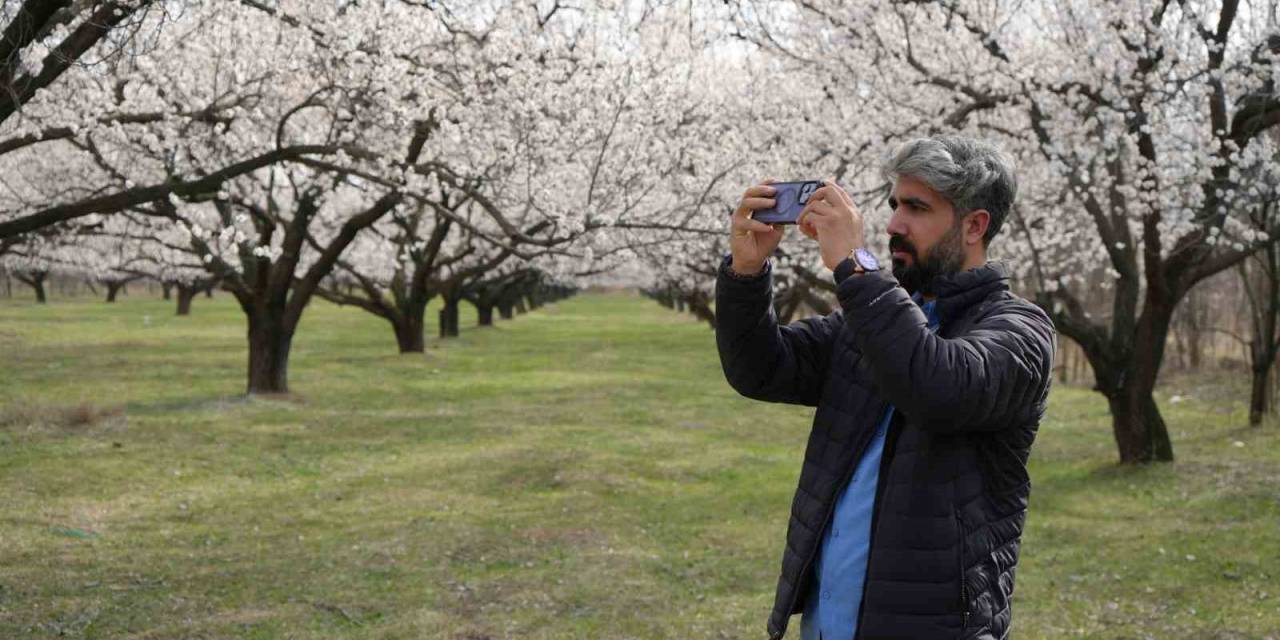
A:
1,292,1277,639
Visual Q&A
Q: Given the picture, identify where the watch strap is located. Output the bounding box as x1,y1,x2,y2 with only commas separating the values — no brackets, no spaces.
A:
833,256,861,284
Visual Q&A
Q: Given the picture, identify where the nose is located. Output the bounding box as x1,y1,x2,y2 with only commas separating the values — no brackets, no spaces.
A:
887,209,909,241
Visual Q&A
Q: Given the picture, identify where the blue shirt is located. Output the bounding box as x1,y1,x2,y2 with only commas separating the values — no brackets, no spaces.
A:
800,293,940,640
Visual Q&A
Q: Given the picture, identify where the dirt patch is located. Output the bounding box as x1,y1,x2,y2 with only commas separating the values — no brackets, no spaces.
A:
442,577,519,620
0,401,125,433
516,526,603,546
1175,459,1280,493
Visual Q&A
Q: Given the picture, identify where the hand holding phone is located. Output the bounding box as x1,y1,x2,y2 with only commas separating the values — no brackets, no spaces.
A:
729,178,790,276
750,180,823,225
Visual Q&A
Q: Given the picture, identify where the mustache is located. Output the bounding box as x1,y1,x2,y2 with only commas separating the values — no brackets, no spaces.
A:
888,235,916,257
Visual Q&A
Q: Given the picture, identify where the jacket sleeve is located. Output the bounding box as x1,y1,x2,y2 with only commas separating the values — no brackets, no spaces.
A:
835,268,1056,431
714,253,838,407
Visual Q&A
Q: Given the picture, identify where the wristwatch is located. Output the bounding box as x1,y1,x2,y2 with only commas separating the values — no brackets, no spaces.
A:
834,247,880,283
850,247,880,273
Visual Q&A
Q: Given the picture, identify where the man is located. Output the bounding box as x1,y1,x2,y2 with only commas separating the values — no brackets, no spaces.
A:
715,135,1056,640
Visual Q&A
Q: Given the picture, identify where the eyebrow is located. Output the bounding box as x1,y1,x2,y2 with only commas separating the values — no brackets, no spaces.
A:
888,196,931,211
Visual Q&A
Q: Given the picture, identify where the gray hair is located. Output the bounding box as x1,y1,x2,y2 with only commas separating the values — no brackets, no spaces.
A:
881,135,1017,247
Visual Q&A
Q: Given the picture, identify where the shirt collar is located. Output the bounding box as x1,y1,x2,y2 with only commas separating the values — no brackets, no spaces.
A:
911,291,941,329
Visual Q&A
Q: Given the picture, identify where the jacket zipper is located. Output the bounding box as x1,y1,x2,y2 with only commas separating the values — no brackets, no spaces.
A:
777,400,889,637
956,509,970,632
851,408,903,636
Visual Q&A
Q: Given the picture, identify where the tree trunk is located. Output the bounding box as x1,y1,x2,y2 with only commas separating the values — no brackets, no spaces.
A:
688,295,716,330
176,285,198,316
393,304,427,353
438,297,460,338
1058,340,1071,384
776,289,802,325
246,310,294,394
1180,288,1209,370
1249,364,1269,426
477,305,493,326
205,283,215,298
162,282,173,300
1186,328,1202,369
514,298,527,314
388,284,433,353
1102,381,1175,463
16,272,47,303
105,281,124,303
1270,356,1279,426
1246,325,1280,428
499,303,513,320
1091,307,1176,463
1242,246,1280,427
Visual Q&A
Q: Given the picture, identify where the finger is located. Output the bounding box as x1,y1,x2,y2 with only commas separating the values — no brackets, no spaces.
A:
737,196,776,211
797,218,817,239
796,210,818,238
799,203,836,237
735,216,776,234
804,198,838,218
823,179,854,207
734,187,779,218
809,184,846,206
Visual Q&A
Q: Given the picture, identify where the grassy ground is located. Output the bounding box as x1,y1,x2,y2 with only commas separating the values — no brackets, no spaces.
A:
1,291,1277,639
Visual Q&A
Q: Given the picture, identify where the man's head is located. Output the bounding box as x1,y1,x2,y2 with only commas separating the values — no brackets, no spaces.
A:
881,135,1017,296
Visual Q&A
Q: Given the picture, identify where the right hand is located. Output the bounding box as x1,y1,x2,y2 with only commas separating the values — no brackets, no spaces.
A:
730,178,786,275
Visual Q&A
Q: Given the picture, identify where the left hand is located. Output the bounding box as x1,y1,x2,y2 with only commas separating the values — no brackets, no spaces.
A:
796,180,866,271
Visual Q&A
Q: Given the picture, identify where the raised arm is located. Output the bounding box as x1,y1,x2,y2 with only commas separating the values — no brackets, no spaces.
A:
715,254,839,406
836,268,1056,431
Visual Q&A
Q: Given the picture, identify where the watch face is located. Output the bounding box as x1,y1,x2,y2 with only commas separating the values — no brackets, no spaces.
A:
854,248,880,271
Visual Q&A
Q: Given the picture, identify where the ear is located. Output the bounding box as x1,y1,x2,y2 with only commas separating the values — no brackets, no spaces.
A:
964,209,991,246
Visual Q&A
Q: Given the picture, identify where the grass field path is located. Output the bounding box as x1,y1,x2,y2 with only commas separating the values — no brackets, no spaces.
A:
2,293,1276,638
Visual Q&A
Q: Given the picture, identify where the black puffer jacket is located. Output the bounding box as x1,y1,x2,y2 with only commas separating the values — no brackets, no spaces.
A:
714,253,1056,640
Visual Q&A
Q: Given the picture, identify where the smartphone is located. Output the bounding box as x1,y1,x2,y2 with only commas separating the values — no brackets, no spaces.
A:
751,180,822,225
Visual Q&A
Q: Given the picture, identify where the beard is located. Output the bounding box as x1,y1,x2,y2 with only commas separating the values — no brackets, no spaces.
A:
889,220,967,296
